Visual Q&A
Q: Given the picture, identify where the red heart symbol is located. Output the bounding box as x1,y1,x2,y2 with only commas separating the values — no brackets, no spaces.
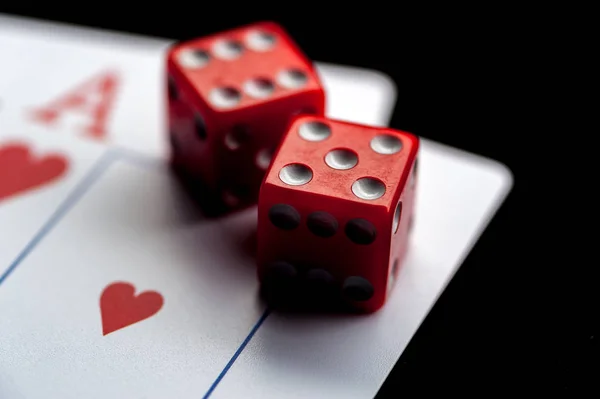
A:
0,143,68,203
100,282,164,336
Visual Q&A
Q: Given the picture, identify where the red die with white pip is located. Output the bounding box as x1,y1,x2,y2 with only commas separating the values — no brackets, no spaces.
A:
257,115,419,313
166,22,325,213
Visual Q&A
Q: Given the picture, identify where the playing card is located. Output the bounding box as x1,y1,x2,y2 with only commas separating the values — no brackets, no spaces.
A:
0,157,266,398
0,130,106,277
0,14,396,159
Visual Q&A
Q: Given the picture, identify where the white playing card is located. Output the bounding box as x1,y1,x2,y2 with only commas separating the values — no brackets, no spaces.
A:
0,14,396,159
0,157,266,398
0,130,106,277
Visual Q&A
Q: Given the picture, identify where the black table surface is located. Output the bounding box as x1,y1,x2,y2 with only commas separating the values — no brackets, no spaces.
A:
0,4,592,396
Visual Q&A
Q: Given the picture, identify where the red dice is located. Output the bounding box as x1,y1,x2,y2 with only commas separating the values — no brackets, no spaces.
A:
166,22,325,214
257,115,419,313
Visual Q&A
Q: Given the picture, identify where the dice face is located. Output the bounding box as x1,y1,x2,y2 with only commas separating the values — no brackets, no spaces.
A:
257,116,419,313
166,22,325,212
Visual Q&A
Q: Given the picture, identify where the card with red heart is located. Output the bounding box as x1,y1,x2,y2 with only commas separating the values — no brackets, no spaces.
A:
0,157,266,397
0,132,106,276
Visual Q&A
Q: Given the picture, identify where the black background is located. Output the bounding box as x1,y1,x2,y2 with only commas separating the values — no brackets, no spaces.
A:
0,4,593,396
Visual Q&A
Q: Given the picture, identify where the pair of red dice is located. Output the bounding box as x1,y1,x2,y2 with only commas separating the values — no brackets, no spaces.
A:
166,22,419,313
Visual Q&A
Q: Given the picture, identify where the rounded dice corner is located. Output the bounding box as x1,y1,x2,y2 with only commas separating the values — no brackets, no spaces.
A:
394,129,420,153
165,40,181,54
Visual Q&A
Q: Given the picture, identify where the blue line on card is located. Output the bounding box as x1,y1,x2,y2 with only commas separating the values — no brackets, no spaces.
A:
0,151,115,286
203,308,272,399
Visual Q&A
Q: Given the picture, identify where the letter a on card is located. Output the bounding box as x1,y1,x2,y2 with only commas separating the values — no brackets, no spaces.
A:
30,71,120,140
